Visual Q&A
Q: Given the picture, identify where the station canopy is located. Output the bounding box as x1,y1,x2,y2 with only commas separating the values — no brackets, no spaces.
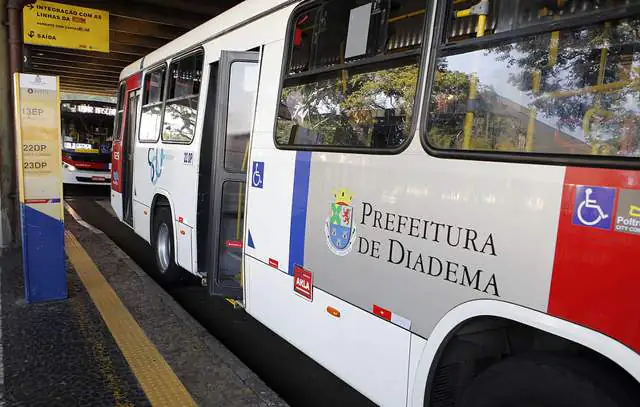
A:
24,0,242,97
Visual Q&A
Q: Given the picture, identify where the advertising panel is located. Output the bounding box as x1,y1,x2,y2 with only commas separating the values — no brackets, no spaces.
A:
23,0,109,52
14,73,67,303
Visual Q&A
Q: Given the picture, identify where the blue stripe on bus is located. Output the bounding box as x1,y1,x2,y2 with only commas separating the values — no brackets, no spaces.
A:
288,151,312,276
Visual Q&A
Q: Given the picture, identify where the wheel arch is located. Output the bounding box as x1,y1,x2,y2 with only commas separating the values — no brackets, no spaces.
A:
410,299,640,407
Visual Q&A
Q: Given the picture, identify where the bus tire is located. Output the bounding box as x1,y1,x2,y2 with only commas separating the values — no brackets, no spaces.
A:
153,207,180,283
457,354,635,407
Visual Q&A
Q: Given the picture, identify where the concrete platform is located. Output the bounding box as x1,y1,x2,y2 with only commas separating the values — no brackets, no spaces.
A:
0,212,287,407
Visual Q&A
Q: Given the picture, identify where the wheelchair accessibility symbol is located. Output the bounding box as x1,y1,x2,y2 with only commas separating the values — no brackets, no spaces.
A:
572,186,616,230
251,161,264,189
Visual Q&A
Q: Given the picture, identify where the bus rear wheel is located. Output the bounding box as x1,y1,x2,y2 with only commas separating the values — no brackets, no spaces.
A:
153,207,180,283
458,354,635,407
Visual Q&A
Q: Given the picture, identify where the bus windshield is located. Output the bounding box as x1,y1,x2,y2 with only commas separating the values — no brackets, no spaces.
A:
61,101,116,155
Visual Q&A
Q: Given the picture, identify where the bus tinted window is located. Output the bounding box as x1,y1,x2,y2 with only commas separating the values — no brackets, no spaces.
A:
114,82,126,140
425,2,640,159
143,68,165,105
445,0,640,41
276,0,426,150
167,51,203,99
162,50,203,144
140,67,166,142
224,61,259,172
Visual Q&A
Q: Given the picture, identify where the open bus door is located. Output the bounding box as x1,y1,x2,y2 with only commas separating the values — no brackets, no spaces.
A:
122,88,140,226
112,74,141,225
206,50,260,300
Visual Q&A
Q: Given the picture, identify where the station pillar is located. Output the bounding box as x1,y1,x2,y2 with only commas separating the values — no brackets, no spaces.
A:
0,0,17,249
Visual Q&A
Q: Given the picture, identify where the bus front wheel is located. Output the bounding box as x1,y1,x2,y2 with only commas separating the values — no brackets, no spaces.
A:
458,354,635,407
153,207,180,283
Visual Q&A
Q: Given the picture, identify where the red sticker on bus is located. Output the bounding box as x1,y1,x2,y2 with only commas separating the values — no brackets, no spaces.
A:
225,240,243,249
293,265,313,302
373,305,392,321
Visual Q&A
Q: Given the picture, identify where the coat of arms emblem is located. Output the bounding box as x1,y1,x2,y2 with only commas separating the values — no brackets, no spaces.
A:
324,188,356,256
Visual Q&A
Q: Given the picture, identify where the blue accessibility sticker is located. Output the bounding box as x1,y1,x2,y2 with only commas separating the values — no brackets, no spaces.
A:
572,186,616,230
251,161,264,189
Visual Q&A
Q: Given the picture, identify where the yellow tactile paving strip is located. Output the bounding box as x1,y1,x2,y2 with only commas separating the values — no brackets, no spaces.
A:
65,230,198,407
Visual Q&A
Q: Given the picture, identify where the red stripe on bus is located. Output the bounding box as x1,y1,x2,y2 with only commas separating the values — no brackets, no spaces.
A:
548,167,640,353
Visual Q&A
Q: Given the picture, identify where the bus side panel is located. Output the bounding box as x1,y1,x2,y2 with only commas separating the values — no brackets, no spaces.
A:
246,255,411,407
132,200,151,243
245,37,412,406
111,190,123,221
133,141,200,272
301,147,566,339
242,39,297,277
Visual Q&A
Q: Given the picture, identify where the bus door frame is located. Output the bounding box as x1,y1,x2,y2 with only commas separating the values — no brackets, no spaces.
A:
206,50,260,300
121,74,141,226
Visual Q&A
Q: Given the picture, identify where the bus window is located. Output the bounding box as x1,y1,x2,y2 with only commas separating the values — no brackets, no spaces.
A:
162,50,203,144
224,61,259,172
114,82,126,140
425,0,640,158
139,66,166,142
217,181,246,289
276,0,426,150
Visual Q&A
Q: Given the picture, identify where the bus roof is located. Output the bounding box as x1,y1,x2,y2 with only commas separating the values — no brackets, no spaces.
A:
120,0,293,80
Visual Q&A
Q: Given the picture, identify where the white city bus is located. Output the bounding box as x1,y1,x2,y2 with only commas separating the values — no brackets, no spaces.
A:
111,0,640,405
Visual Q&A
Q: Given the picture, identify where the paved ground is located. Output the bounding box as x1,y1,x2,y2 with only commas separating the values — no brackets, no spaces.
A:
0,207,288,407
65,189,375,407
65,214,286,407
1,252,149,407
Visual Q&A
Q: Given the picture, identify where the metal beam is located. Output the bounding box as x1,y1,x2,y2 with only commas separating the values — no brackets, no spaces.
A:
59,85,116,96
109,15,187,41
61,0,206,29
30,60,123,74
28,46,136,63
59,80,116,92
48,73,118,86
31,55,129,69
60,85,116,94
29,66,118,80
133,0,227,16
110,31,167,49
109,42,153,57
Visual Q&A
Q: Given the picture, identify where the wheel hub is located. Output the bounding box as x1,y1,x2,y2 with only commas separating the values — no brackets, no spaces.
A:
156,223,170,273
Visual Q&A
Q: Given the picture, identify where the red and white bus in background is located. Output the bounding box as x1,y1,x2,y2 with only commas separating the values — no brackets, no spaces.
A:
111,0,640,406
61,100,115,185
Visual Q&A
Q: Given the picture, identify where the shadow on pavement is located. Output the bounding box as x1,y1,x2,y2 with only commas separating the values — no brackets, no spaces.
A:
66,197,375,407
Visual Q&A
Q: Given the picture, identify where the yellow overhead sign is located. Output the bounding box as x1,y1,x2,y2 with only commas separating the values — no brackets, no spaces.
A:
23,0,109,53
